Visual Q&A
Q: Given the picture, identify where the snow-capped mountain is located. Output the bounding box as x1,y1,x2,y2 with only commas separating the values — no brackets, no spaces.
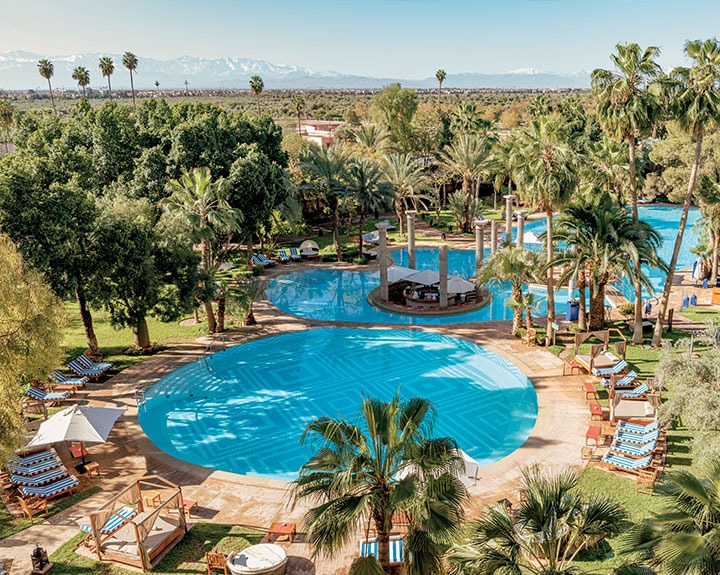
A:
0,51,591,91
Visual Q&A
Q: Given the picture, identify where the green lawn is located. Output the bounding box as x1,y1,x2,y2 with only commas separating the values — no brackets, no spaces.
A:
49,523,264,575
680,304,719,323
0,486,101,540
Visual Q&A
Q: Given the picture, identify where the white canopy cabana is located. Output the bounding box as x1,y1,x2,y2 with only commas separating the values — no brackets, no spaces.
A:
446,276,476,294
369,266,417,282
406,269,440,286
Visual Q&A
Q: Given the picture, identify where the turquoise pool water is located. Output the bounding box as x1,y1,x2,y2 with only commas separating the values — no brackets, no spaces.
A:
138,329,538,480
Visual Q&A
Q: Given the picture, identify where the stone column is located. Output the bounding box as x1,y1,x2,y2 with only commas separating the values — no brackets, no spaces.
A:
474,219,485,277
517,212,525,248
439,244,448,308
504,194,514,245
406,210,417,269
490,220,498,253
377,223,390,301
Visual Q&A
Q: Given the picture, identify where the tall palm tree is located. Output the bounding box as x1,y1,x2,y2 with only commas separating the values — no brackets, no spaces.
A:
292,395,467,575
652,38,720,347
620,460,720,575
345,158,393,257
448,467,628,575
71,66,90,97
478,246,540,333
592,42,662,344
249,75,264,115
585,137,630,202
440,134,493,231
382,152,431,235
435,69,446,111
154,80,160,93
514,117,578,344
122,52,139,110
37,59,56,115
698,175,720,283
301,145,349,261
98,56,115,100
292,94,305,137
451,102,494,138
162,167,242,333
492,136,519,211
353,124,391,159
554,194,665,330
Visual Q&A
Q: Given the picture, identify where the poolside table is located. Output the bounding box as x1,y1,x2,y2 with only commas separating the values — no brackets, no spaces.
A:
267,521,296,543
582,381,598,402
585,425,604,446
563,359,582,376
589,403,604,421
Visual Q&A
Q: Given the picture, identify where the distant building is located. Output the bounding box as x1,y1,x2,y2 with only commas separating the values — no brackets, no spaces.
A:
301,120,342,148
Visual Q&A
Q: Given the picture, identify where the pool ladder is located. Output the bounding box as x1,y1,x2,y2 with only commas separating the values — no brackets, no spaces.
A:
203,335,227,381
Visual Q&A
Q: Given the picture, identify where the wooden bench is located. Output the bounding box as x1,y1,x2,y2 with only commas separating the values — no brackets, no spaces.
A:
585,425,604,446
582,381,598,402
589,403,604,421
563,359,582,376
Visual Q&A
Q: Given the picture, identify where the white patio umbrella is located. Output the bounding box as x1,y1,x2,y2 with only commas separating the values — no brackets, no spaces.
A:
27,405,125,463
523,231,541,244
368,266,417,282
446,275,476,294
406,269,440,286
692,258,704,281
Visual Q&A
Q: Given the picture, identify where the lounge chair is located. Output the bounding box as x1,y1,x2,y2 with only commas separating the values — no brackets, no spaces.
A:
68,354,112,379
619,382,650,399
602,452,655,474
16,495,48,525
609,439,658,458
616,420,658,435
50,371,88,387
24,386,71,403
20,475,80,499
74,353,113,373
601,370,638,388
9,449,57,467
616,429,660,445
592,359,628,377
258,254,276,266
80,506,137,541
288,247,302,261
362,249,378,260
277,250,292,264
11,466,69,487
360,536,404,565
362,231,380,245
9,456,62,477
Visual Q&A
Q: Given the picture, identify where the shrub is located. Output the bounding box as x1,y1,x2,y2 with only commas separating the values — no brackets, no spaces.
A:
351,256,368,265
251,265,265,276
617,302,635,317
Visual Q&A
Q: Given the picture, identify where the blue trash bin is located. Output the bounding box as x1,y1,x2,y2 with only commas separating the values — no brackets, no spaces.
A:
690,294,698,306
566,299,580,321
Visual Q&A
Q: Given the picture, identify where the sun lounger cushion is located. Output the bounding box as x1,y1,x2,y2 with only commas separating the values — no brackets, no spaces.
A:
277,250,291,262
25,387,70,402
51,371,88,386
615,429,659,445
11,466,68,487
617,420,658,434
610,440,657,458
621,383,650,398
592,359,628,377
20,475,80,498
602,452,653,471
601,370,637,388
75,354,113,372
8,456,62,477
360,537,404,565
9,449,56,467
80,507,137,534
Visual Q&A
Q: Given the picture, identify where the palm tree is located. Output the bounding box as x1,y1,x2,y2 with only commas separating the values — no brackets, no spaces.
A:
98,56,115,100
492,136,519,211
162,167,242,333
249,75,264,115
526,93,553,118
345,158,393,257
122,52,139,110
554,194,665,330
292,94,305,137
292,395,467,575
154,80,160,93
507,291,544,337
301,145,349,261
382,152,431,235
619,460,720,575
448,466,628,575
585,137,630,202
652,38,720,347
435,69,446,111
353,124,391,158
698,176,720,283
514,117,578,344
440,134,493,232
451,102,494,138
592,43,663,344
71,66,90,97
37,59,56,115
478,246,540,333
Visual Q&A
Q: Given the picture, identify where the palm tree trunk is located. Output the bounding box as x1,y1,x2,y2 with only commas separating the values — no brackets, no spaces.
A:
511,284,523,334
545,209,555,345
578,272,587,331
395,199,406,236
47,79,56,116
247,238,254,264
711,229,719,285
652,133,703,347
589,283,606,330
256,94,261,115
82,85,86,98
462,176,471,232
107,77,112,100
330,196,343,262
297,112,302,137
133,316,150,349
437,82,441,111
216,296,225,333
76,283,99,353
626,134,645,345
373,513,391,574
243,306,257,326
358,211,365,260
200,238,217,332
129,71,136,110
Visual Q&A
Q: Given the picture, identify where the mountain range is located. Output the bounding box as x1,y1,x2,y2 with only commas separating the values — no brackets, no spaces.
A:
0,50,591,91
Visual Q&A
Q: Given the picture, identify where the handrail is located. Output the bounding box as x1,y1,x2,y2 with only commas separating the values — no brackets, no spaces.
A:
203,335,227,380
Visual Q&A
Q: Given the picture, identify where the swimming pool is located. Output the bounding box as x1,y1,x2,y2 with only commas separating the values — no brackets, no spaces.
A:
139,329,538,480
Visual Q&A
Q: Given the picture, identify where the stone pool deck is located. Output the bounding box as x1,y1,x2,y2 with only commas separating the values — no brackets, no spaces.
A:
0,260,592,574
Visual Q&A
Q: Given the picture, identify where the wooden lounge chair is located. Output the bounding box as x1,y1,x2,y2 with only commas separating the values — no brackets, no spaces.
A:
206,550,229,575
360,536,404,566
20,475,80,500
17,495,48,524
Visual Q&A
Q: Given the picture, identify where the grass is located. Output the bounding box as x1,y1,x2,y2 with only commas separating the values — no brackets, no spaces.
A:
680,305,719,323
48,523,264,575
0,486,101,540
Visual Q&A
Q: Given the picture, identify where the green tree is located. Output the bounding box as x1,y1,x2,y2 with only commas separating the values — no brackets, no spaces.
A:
478,246,540,334
697,176,720,283
71,66,91,98
292,395,467,575
0,234,66,461
99,56,115,100
0,99,14,153
37,59,56,115
162,167,242,333
514,117,578,344
292,93,305,137
435,69,446,111
382,152,431,236
122,52,139,110
371,83,418,152
249,75,264,115
451,102,494,139
653,39,720,347
592,42,663,344
448,467,628,575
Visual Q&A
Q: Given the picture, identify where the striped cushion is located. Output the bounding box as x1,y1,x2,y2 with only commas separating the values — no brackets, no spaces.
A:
76,355,112,371
616,429,659,445
617,420,658,434
51,371,88,386
602,371,638,388
622,383,649,398
10,449,55,467
80,507,137,534
68,360,103,376
20,475,80,498
9,456,62,477
602,452,653,470
593,359,628,377
360,537,404,564
610,439,656,458
11,467,68,487
278,251,290,261
25,387,70,401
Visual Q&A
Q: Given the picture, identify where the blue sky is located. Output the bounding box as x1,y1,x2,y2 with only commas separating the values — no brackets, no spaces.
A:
1,0,718,77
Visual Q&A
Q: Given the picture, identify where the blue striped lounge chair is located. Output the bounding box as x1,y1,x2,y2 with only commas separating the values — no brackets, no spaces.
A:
80,506,137,542
289,247,302,261
9,456,62,477
11,466,69,487
10,449,56,467
68,355,111,379
592,359,628,377
277,250,291,264
616,429,659,445
360,536,404,565
610,439,658,458
25,386,70,403
75,354,113,373
601,371,637,388
602,452,654,474
50,371,88,387
20,475,80,499
617,420,659,435
251,255,272,268
258,254,276,266
362,231,380,245
620,382,650,399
